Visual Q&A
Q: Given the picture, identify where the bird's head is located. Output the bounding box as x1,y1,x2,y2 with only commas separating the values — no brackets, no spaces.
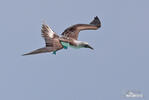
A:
81,42,94,50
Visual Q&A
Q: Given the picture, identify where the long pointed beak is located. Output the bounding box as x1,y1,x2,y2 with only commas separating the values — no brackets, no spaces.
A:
87,45,94,50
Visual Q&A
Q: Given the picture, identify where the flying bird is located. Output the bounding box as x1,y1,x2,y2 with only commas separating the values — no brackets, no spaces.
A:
23,16,101,56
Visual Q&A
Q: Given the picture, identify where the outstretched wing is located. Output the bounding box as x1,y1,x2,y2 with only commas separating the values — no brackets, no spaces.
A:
61,16,101,40
23,23,63,56
41,23,59,47
41,23,63,48
22,47,54,56
23,39,63,56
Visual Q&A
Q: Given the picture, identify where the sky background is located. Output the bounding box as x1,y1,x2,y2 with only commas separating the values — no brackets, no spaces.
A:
0,0,148,100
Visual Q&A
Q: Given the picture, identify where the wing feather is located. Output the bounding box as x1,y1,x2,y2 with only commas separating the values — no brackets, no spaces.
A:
41,23,63,50
41,23,59,47
23,23,63,56
61,16,101,40
23,47,52,56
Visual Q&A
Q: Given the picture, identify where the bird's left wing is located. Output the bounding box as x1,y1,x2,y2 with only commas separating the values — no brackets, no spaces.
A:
61,16,101,40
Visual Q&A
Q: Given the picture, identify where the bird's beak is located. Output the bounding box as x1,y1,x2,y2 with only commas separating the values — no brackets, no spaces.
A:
86,44,94,50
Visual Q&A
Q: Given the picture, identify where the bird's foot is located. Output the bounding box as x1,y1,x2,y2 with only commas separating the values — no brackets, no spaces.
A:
60,42,69,50
52,51,56,55
63,46,68,50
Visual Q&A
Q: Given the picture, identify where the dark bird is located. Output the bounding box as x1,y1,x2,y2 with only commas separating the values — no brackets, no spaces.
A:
23,16,101,56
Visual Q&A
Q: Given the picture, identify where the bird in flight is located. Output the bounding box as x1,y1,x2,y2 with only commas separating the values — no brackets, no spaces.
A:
23,16,101,56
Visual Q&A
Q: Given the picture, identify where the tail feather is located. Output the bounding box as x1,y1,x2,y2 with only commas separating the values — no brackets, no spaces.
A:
90,16,101,28
22,47,49,56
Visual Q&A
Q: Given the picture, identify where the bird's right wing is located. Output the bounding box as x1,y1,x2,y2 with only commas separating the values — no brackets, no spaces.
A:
41,23,59,47
23,23,63,56
41,23,63,49
22,47,56,56
23,38,63,56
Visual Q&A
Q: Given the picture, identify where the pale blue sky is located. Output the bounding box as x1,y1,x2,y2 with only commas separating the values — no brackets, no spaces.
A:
0,0,148,100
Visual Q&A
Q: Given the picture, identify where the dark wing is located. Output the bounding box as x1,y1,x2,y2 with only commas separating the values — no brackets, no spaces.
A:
41,23,63,49
23,38,63,56
61,16,101,40
41,23,59,47
22,47,54,56
23,23,63,56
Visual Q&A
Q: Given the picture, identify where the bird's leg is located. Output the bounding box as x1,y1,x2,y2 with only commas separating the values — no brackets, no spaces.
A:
52,51,57,55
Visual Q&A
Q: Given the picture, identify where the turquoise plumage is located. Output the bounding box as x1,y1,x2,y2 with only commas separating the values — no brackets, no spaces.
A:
61,42,69,49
